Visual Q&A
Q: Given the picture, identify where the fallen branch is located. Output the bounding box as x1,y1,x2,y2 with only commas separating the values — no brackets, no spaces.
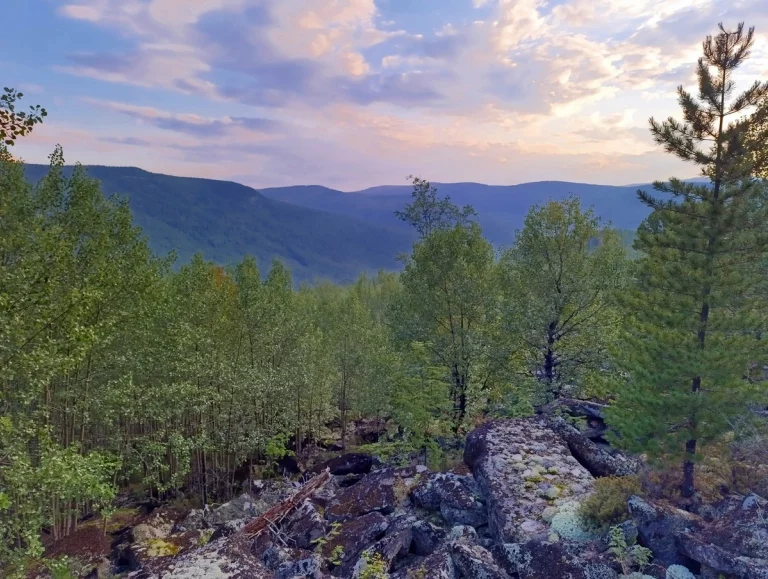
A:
240,468,331,539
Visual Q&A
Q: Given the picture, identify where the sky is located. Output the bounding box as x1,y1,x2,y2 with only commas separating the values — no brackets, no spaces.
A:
3,0,768,191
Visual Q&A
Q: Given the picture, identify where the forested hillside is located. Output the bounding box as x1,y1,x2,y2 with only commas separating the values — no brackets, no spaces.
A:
2,22,768,579
22,165,413,284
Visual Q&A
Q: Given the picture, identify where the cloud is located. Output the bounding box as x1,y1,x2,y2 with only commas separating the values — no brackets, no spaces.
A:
86,99,282,137
30,0,768,189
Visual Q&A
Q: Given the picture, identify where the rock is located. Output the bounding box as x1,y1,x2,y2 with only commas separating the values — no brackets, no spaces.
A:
325,465,428,522
206,493,260,526
494,540,618,579
208,519,246,541
463,418,594,543
448,525,480,544
175,509,205,533
450,542,511,579
320,511,390,571
138,536,269,578
627,495,701,568
411,472,487,528
284,499,328,550
351,526,413,578
676,493,768,579
392,550,457,579
411,520,445,556
274,550,325,579
311,453,375,476
132,512,174,543
277,454,303,475
547,417,639,477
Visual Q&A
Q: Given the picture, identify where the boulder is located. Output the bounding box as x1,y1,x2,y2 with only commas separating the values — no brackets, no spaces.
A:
676,493,768,579
320,511,390,571
391,550,457,579
351,526,413,578
205,493,260,527
310,453,375,476
463,418,594,543
284,499,328,550
135,535,269,578
627,495,701,568
325,465,428,522
450,542,511,579
411,472,486,527
494,540,618,579
411,520,446,556
547,416,639,477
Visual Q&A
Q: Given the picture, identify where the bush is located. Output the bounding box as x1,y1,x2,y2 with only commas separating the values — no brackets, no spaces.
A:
578,476,641,533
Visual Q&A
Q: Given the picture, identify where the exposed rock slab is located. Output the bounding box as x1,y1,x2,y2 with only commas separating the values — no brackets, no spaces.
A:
325,465,428,522
494,540,618,579
627,495,701,568
411,472,487,527
463,418,594,543
547,416,638,477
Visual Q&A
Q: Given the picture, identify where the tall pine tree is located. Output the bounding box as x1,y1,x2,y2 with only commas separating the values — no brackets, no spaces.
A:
607,23,768,498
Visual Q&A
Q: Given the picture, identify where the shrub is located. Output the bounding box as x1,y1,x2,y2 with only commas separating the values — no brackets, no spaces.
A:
578,476,641,532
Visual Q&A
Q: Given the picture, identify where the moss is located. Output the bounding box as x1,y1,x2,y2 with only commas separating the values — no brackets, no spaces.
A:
550,501,596,542
144,539,181,557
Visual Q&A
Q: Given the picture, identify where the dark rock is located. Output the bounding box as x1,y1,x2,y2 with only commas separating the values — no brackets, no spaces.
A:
284,499,328,550
320,511,389,571
676,492,768,579
494,540,618,579
448,525,480,545
411,472,487,527
450,542,511,579
335,473,366,488
627,495,701,568
325,465,428,522
391,550,457,579
277,454,303,475
411,521,445,556
311,453,375,476
208,519,245,541
350,526,413,578
274,550,325,579
547,416,639,477
463,418,594,543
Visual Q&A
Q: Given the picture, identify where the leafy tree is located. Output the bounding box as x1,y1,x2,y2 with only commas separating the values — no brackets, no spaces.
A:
395,175,476,238
606,22,768,498
0,88,47,146
392,223,498,434
498,197,629,406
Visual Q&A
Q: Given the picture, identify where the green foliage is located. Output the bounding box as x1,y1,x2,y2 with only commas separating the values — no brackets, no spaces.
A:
498,197,630,406
359,550,390,579
608,525,652,575
578,476,642,533
0,88,47,146
395,175,476,238
329,545,345,566
606,22,768,497
392,222,499,434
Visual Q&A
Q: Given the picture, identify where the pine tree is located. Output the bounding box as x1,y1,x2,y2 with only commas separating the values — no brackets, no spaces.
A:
607,23,768,498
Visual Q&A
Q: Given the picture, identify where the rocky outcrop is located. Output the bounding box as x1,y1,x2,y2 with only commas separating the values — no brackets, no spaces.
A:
547,416,639,477
325,465,428,522
495,540,618,579
411,472,487,527
676,493,768,578
464,417,594,543
627,495,701,568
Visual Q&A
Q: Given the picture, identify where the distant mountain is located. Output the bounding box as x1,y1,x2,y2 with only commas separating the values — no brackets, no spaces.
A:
260,181,657,248
22,165,661,282
23,165,414,284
